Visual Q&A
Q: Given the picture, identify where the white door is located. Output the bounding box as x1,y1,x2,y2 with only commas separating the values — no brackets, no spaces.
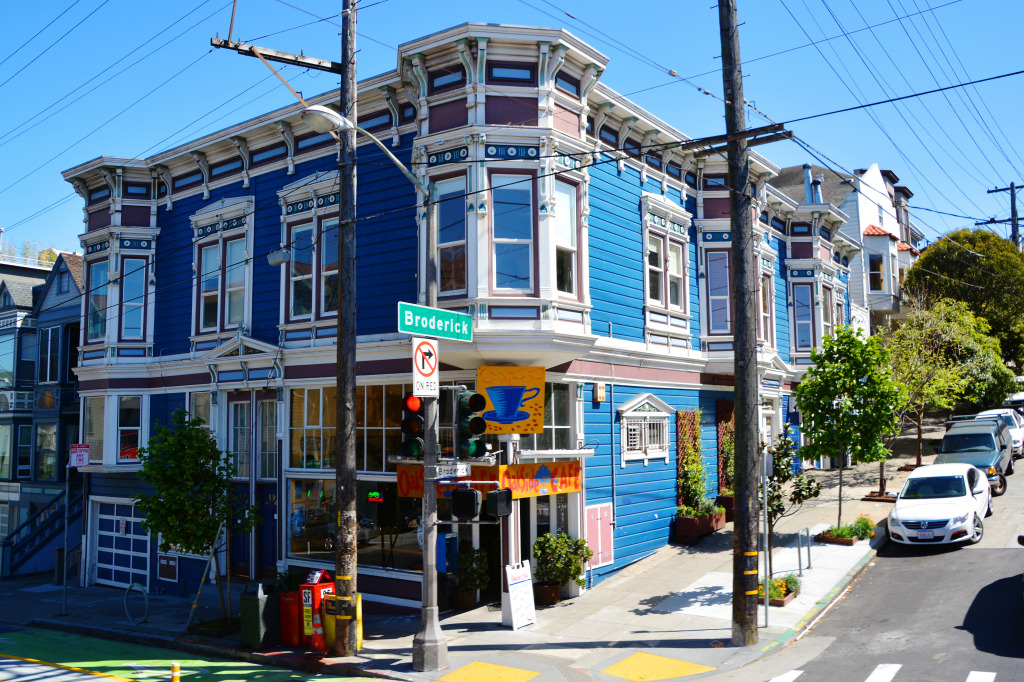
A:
93,500,149,589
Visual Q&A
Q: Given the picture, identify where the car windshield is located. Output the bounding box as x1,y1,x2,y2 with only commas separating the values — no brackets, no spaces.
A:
941,433,995,452
903,476,966,499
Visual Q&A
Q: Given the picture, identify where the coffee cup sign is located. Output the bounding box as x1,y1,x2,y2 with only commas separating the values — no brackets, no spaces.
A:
476,366,545,434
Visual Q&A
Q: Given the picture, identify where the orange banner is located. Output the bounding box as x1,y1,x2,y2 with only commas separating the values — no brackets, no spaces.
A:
396,461,581,500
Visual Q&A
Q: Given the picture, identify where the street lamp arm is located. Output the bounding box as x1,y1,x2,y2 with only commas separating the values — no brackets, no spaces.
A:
351,124,429,196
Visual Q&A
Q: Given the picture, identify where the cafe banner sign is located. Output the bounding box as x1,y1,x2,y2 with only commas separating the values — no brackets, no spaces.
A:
397,461,581,500
476,366,545,434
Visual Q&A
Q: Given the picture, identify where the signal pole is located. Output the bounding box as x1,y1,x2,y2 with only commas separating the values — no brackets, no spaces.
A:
718,0,760,646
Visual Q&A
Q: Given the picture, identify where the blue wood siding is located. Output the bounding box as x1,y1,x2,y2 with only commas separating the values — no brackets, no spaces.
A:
773,234,790,362
583,383,729,585
150,392,186,431
689,228,701,348
586,155,645,342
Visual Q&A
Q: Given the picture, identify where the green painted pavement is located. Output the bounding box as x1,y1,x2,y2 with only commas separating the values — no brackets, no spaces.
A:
0,629,350,681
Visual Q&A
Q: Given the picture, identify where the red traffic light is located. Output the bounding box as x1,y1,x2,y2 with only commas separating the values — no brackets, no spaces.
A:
404,394,423,412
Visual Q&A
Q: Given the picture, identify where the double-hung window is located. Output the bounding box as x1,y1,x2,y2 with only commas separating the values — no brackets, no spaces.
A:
491,173,534,293
289,219,339,320
793,283,814,350
868,254,884,291
436,177,467,294
16,425,31,479
554,180,578,296
647,236,664,305
87,259,109,342
38,327,59,383
706,250,731,334
822,286,835,339
198,238,246,332
83,396,105,464
35,423,57,480
118,395,141,463
120,257,147,340
0,425,9,479
647,231,687,313
759,272,773,345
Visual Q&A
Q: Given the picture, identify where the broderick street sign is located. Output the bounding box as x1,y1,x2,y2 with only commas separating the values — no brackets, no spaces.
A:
398,301,473,342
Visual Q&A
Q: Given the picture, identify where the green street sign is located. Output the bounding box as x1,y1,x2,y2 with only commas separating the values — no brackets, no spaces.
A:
398,301,473,342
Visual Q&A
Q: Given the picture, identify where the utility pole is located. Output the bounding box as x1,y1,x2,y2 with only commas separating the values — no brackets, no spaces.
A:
335,0,359,656
718,0,759,647
987,183,1023,250
210,1,359,657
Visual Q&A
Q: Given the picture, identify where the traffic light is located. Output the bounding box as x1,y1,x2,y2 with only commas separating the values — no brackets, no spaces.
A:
457,390,487,458
451,487,481,520
401,393,425,458
486,488,513,518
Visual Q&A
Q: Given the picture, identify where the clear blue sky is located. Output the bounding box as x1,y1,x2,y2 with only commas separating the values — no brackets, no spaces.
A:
2,0,1022,253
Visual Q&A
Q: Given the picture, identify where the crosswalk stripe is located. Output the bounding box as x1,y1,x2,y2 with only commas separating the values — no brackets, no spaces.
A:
864,664,902,682
768,672,803,682
965,673,996,682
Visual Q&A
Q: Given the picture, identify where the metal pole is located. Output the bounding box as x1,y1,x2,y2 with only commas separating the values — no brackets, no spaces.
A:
1012,182,1018,250
413,185,447,671
762,451,769,627
61,465,69,616
334,0,358,657
719,0,759,647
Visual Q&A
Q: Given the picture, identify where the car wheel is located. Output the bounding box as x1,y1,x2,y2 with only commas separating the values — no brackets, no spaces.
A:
969,515,984,544
1008,458,1016,475
992,474,1007,496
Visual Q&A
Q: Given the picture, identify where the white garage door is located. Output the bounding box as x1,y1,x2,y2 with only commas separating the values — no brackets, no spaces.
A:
94,501,149,589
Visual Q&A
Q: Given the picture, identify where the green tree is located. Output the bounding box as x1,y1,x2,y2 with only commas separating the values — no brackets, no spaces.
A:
759,424,820,579
879,297,1013,471
904,229,1024,368
133,410,259,623
795,326,904,525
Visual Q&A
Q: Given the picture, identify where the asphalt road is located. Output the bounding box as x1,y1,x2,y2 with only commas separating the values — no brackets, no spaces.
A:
747,468,1024,682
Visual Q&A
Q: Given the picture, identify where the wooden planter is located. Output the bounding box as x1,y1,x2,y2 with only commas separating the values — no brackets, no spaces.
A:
533,581,562,606
769,589,799,607
813,532,858,546
674,512,726,545
716,495,735,522
452,590,478,611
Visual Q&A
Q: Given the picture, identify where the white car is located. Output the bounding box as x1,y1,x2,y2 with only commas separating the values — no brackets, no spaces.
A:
888,463,991,546
976,409,1024,458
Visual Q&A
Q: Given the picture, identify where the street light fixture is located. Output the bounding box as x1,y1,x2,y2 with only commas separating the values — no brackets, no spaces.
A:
299,105,446,670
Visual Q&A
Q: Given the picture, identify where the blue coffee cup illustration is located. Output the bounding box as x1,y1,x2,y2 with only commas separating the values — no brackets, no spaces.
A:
484,385,540,424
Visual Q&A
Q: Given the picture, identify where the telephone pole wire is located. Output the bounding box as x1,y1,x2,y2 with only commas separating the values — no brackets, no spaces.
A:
987,183,1022,250
718,0,760,646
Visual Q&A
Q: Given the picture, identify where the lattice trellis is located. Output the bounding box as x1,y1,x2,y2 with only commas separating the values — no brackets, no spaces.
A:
676,410,701,506
717,400,735,492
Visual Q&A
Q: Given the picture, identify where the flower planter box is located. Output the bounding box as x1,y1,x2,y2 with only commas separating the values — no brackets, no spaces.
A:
716,495,735,522
533,581,562,606
452,590,478,611
813,532,858,546
674,512,726,545
860,491,897,503
768,589,799,607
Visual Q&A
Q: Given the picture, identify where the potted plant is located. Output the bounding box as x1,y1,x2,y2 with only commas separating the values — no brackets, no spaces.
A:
674,498,726,545
759,573,801,607
717,416,736,521
532,532,594,606
814,514,876,546
453,546,488,611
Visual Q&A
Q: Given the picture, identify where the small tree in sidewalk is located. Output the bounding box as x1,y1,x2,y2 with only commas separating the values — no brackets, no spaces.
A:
759,424,820,579
795,326,903,526
133,410,260,624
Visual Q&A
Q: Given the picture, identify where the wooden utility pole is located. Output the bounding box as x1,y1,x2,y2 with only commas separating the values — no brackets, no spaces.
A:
718,0,760,646
334,0,359,657
987,183,1022,250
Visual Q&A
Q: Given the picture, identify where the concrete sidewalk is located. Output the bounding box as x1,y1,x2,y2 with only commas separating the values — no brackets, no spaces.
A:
0,460,921,681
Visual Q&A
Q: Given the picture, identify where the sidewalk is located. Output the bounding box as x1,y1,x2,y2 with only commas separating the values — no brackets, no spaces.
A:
0,459,925,681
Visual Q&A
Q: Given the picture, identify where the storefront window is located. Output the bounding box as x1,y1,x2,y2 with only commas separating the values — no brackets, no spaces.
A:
287,478,422,571
289,387,337,469
519,383,572,450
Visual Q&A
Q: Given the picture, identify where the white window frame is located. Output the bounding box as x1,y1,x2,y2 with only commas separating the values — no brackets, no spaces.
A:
120,256,147,340
229,399,251,478
83,395,105,464
553,179,577,297
618,393,673,467
189,200,254,336
38,326,60,384
320,217,340,316
868,254,884,292
759,272,773,346
646,235,664,306
117,395,142,465
822,285,835,340
289,222,315,320
793,283,814,351
490,173,535,294
706,250,731,334
86,259,109,343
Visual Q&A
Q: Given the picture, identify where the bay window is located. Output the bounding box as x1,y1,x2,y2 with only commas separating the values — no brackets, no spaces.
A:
759,273,773,345
553,180,577,296
120,257,147,340
35,423,57,480
823,286,835,339
437,177,467,294
118,395,141,463
0,425,9,479
868,254,884,291
87,259,109,341
84,396,105,464
706,250,731,334
793,283,814,350
491,173,534,293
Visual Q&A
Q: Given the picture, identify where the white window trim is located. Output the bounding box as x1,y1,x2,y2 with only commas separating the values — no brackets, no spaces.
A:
618,393,673,468
188,197,254,337
435,176,468,296
641,192,691,315
490,172,535,294
38,326,60,384
553,179,578,297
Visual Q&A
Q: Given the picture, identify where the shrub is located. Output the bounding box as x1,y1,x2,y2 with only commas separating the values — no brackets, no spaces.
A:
532,532,594,588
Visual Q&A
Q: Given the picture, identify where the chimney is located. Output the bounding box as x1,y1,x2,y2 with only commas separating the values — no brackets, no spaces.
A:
813,174,824,204
803,164,813,203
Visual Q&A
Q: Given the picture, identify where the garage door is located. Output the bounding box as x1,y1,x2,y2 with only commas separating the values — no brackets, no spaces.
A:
94,501,149,589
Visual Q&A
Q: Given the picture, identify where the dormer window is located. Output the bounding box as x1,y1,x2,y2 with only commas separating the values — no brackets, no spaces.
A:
429,65,465,94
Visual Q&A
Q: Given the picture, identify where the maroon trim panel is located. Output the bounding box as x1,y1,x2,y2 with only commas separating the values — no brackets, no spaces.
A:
703,198,730,219
485,96,538,126
285,358,463,381
88,210,109,231
791,242,813,259
78,372,211,391
429,99,468,133
121,205,150,227
553,104,579,138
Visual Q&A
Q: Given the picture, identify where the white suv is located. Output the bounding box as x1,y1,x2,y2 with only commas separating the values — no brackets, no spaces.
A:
977,409,1024,458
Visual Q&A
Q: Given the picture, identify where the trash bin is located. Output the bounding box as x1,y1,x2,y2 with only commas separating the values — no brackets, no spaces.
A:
279,590,303,648
240,581,282,650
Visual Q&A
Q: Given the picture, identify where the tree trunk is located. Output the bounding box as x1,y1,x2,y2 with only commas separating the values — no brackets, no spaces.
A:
837,448,844,527
916,411,924,467
226,526,232,624
878,460,886,496
213,544,226,622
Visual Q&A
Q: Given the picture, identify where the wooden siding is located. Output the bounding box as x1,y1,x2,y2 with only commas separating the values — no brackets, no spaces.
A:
150,392,185,431
773,234,790,362
586,156,645,342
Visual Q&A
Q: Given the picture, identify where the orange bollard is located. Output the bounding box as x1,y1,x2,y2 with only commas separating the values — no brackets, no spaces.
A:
310,612,326,652
171,662,180,682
